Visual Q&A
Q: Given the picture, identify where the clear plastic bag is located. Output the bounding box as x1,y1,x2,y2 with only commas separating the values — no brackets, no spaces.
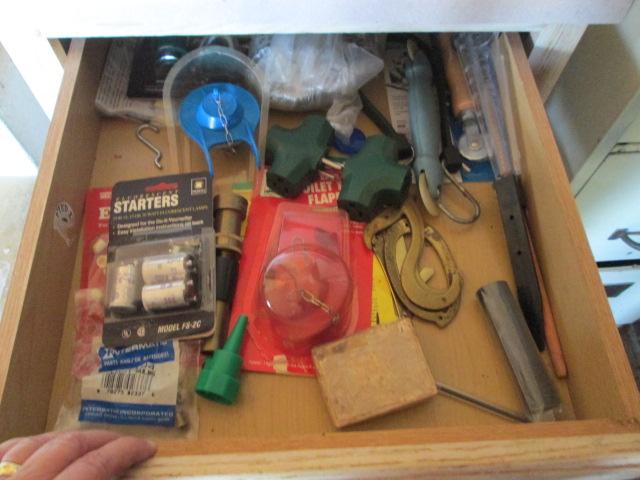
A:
55,288,200,439
251,34,384,112
326,93,364,143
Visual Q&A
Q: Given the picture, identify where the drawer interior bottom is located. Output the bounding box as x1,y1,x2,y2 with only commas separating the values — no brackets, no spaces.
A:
45,117,575,439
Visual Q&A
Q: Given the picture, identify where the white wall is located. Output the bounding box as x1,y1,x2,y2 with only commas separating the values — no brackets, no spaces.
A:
545,0,640,194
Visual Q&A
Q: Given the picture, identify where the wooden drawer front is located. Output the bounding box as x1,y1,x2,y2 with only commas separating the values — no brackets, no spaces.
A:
1,34,639,478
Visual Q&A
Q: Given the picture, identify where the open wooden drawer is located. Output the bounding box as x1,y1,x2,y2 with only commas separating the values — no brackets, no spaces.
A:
1,34,640,478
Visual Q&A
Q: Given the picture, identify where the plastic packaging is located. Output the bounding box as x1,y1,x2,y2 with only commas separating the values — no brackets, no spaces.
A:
254,203,354,354
103,172,217,346
56,189,199,438
55,288,200,438
453,33,514,177
251,34,384,113
103,234,215,346
227,173,374,376
163,46,269,174
326,93,364,143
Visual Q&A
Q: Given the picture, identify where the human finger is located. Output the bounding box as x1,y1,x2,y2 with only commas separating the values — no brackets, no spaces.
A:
1,432,58,466
55,436,157,480
13,430,120,480
0,438,23,459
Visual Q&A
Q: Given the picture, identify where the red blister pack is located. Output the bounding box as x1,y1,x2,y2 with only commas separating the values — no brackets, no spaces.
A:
258,204,355,353
229,173,373,375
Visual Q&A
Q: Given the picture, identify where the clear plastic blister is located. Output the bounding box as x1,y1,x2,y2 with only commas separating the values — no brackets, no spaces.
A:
103,233,215,346
56,185,204,437
56,288,199,438
252,204,355,354
163,46,269,174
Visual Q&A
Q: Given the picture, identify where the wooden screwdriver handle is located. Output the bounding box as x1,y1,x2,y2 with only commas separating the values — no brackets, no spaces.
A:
437,33,475,117
527,230,568,378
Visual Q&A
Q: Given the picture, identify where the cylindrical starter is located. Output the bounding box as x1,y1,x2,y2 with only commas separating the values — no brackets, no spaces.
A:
109,262,141,314
142,280,198,312
141,253,196,284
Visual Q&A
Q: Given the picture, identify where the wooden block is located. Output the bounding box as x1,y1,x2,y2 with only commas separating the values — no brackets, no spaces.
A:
312,318,438,428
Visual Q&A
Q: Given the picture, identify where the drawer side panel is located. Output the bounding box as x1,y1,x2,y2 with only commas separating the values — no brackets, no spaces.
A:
505,34,640,420
0,40,106,439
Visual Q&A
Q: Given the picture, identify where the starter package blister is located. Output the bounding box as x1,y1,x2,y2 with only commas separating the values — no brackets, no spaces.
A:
102,173,216,347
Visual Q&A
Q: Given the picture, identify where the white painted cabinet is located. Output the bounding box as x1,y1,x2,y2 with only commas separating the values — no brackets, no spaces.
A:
599,266,640,326
548,1,640,325
576,151,640,263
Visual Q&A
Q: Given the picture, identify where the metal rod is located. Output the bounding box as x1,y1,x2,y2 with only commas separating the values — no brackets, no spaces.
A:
437,382,530,423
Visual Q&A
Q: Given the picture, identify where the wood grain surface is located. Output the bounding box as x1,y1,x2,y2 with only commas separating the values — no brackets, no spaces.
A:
504,33,640,420
2,34,638,478
0,40,107,440
313,318,439,428
126,431,640,479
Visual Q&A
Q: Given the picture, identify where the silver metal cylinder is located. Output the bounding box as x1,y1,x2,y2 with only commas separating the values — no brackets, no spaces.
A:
141,280,197,311
141,253,195,284
109,262,140,313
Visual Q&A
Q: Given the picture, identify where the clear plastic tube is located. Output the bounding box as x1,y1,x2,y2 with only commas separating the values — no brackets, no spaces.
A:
453,33,513,178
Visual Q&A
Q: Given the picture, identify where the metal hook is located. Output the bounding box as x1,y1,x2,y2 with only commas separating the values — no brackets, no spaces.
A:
437,163,481,224
135,123,163,169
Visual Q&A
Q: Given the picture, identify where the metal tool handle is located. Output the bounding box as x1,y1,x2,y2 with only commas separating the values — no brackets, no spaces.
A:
437,382,529,423
477,281,561,422
406,50,442,199
494,174,545,350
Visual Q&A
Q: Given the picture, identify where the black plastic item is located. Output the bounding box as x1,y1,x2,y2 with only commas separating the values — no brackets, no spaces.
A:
128,38,191,98
494,174,545,351
441,143,465,173
216,253,239,303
